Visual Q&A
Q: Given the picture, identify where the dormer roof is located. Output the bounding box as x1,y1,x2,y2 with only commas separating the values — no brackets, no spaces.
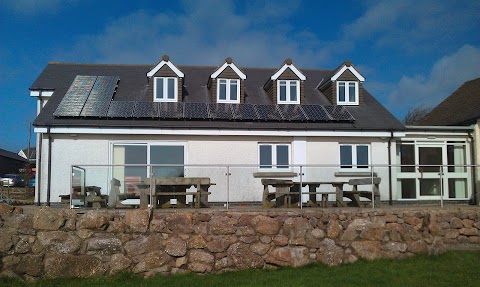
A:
271,58,306,81
330,60,365,82
211,57,246,80
146,55,184,78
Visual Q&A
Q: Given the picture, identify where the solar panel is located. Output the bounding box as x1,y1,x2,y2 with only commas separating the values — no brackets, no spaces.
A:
87,76,119,101
208,103,234,120
255,104,283,121
324,106,355,121
301,105,331,121
276,104,307,121
107,101,135,118
133,102,159,118
158,102,184,119
232,104,258,120
80,100,111,117
184,102,210,119
54,75,97,117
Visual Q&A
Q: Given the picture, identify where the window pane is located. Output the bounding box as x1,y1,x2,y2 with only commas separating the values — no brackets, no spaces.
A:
348,82,356,102
279,81,286,102
259,145,272,168
356,145,369,168
447,145,466,172
399,144,415,172
338,82,345,102
167,78,175,99
276,145,289,168
290,81,297,102
448,178,467,198
399,179,416,199
156,78,164,99
340,145,352,168
219,79,227,100
124,145,148,182
230,80,238,101
151,145,184,177
420,179,441,196
419,147,442,172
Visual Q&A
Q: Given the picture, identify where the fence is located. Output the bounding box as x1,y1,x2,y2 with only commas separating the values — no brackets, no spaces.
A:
58,163,478,210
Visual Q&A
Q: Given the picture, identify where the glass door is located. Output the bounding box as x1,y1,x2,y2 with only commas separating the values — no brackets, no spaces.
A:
417,145,443,198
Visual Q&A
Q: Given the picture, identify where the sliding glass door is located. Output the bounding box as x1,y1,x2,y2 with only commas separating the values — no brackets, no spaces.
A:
150,145,185,177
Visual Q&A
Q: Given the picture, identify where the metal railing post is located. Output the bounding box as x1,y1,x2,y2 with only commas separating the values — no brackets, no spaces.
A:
299,165,303,209
371,165,375,209
226,166,230,210
440,165,444,209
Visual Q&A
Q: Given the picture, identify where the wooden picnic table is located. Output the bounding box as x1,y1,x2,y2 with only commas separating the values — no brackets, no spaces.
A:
142,177,214,208
262,177,381,208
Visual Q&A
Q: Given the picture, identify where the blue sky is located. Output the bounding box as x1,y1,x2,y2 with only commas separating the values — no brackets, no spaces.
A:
0,0,479,152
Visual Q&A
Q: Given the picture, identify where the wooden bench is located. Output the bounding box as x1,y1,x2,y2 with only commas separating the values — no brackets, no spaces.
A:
342,177,381,207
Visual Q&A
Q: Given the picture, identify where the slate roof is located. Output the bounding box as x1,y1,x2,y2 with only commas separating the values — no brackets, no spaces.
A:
31,62,404,131
420,78,480,126
0,148,28,162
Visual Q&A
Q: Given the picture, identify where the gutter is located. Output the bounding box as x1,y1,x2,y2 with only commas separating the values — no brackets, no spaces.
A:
36,97,44,206
46,127,52,206
468,130,478,205
405,125,474,131
388,130,394,205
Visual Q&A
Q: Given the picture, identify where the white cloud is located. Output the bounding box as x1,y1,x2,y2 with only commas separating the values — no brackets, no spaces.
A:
388,45,480,110
342,0,480,53
0,0,79,15
56,0,330,67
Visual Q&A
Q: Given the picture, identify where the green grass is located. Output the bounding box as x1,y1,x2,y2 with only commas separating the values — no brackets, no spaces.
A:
2,250,480,287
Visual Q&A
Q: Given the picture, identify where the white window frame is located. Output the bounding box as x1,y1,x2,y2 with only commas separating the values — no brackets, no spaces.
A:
336,81,359,105
217,78,240,103
258,143,291,170
277,80,300,104
339,143,370,170
154,77,178,102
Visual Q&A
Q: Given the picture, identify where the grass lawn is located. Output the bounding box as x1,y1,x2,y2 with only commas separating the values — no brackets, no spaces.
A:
2,250,480,287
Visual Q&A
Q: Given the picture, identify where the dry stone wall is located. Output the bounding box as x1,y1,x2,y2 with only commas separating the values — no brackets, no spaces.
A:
1,203,480,281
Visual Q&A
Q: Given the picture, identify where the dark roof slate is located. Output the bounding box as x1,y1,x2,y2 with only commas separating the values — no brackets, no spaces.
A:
31,62,404,131
0,148,28,162
420,78,480,126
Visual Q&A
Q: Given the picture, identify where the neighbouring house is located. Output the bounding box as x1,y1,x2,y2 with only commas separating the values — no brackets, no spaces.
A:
0,148,28,176
419,77,480,203
18,147,36,164
30,56,474,206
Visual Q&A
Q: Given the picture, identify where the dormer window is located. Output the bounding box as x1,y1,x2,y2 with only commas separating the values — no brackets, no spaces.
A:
147,55,184,103
278,80,300,104
217,78,240,103
337,81,358,105
154,77,178,102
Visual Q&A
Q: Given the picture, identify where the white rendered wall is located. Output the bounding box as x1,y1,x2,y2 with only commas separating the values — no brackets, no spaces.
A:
39,133,393,204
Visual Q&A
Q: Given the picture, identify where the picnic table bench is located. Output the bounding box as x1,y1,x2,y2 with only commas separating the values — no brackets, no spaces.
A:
262,177,381,208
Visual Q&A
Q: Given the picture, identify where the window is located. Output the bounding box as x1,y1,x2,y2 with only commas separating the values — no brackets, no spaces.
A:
259,143,290,169
217,78,240,103
277,80,300,104
337,81,358,105
154,77,177,102
340,144,369,169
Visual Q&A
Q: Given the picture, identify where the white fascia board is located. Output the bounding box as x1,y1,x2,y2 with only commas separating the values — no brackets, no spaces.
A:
403,131,471,137
211,63,247,80
331,66,365,82
30,90,54,97
271,64,306,81
34,126,404,138
146,60,184,78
